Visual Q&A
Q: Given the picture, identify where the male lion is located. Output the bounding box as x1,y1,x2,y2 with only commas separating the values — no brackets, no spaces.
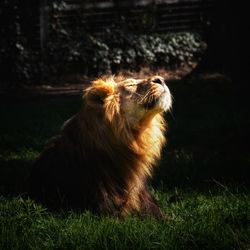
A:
28,75,172,218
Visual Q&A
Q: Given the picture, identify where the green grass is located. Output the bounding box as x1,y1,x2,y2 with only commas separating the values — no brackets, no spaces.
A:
1,190,250,250
0,75,250,249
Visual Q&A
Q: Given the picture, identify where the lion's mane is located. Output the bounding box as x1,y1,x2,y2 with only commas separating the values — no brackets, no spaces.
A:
29,76,169,217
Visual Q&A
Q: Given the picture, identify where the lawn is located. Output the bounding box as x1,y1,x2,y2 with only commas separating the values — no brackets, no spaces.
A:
0,74,249,249
0,190,249,250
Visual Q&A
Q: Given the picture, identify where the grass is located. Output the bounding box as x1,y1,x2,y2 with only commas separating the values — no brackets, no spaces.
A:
0,190,250,250
0,74,250,249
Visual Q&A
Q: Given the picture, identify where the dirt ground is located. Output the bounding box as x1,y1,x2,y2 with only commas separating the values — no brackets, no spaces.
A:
0,65,194,98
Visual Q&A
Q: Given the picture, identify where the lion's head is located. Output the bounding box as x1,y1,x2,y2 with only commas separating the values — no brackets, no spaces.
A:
83,75,172,135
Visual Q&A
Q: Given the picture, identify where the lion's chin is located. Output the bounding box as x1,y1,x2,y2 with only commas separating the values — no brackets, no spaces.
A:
146,92,172,113
156,92,172,111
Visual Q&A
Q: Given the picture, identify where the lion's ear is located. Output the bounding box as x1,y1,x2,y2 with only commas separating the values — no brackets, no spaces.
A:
84,80,114,107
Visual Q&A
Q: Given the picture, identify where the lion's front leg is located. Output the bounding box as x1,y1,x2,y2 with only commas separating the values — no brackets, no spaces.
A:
139,186,164,219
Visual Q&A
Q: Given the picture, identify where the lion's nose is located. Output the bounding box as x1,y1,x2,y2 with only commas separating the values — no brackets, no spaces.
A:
152,77,165,86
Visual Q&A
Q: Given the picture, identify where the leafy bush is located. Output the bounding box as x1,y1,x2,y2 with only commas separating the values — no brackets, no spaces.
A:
45,29,206,77
0,0,206,85
0,1,42,85
45,1,206,77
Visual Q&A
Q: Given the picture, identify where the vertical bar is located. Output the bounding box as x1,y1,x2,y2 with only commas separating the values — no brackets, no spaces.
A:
39,0,48,82
40,0,48,52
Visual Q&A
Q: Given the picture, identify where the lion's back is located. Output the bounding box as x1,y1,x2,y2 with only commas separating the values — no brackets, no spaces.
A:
28,135,100,211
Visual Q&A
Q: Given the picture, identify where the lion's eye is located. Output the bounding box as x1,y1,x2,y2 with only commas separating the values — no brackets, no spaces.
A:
125,84,137,92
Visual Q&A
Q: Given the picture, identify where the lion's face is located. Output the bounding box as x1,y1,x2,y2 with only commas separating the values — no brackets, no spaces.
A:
84,76,172,129
118,76,172,126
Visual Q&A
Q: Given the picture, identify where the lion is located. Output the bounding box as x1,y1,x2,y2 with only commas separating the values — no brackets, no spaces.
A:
28,75,172,218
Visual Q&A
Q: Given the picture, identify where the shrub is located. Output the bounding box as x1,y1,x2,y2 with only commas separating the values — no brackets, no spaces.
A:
0,1,42,85
44,1,206,77
45,29,206,77
0,0,206,85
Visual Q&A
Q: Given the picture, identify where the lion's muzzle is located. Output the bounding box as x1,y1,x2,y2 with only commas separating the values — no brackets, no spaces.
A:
144,77,172,112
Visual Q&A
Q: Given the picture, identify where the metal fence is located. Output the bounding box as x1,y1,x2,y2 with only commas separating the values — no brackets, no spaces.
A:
39,0,214,50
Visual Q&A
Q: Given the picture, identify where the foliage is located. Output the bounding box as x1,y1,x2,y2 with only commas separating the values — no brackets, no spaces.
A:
46,25,206,77
0,1,41,85
0,0,206,85
45,1,206,77
106,30,205,73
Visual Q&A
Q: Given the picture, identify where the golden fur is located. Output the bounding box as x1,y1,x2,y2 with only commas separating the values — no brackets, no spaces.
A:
29,75,172,217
